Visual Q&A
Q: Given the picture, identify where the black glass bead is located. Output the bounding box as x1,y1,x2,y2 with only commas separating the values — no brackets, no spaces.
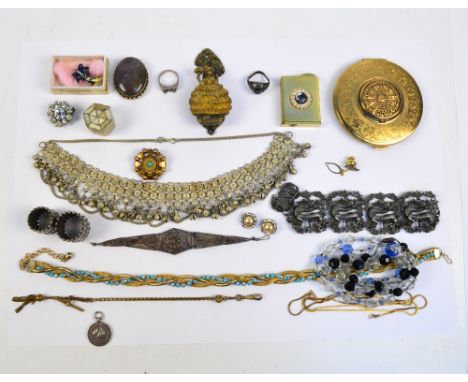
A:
361,253,371,262
410,268,419,277
374,281,384,292
352,259,365,270
340,254,350,263
328,258,340,269
349,274,359,283
365,290,376,297
399,268,410,280
392,288,403,297
400,242,408,251
379,255,391,266
344,281,356,292
294,92,308,105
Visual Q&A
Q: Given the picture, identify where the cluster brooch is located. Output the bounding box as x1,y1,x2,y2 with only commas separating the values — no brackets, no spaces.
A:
271,183,440,234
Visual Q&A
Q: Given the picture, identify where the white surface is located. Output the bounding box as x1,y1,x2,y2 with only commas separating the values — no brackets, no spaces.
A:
0,9,466,372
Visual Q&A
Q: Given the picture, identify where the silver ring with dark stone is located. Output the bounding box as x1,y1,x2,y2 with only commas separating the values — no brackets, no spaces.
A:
247,71,270,94
158,70,179,93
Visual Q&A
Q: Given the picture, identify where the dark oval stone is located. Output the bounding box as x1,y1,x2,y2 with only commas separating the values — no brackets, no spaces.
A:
114,57,148,99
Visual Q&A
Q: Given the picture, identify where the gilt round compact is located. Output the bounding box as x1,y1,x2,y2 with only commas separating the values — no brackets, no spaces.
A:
333,59,423,147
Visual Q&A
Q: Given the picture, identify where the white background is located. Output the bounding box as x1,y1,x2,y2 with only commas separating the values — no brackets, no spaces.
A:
0,9,466,373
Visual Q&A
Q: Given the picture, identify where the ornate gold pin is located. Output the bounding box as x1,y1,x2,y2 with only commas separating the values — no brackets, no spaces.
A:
134,148,167,180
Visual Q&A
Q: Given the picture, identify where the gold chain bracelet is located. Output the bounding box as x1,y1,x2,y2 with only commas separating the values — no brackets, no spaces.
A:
12,293,263,313
19,246,446,288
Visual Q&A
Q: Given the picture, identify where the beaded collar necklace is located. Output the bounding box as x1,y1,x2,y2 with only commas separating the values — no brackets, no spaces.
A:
33,132,310,227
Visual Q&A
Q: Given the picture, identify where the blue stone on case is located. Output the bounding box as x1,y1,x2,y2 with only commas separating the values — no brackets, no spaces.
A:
294,92,308,104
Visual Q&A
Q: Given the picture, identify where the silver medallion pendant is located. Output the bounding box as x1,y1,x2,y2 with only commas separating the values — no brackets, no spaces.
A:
87,311,111,346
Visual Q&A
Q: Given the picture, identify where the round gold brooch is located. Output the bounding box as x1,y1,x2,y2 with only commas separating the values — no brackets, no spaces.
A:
134,148,167,180
333,59,423,147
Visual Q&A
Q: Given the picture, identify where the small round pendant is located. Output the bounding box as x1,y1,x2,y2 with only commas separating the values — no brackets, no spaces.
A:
87,311,111,346
134,148,167,180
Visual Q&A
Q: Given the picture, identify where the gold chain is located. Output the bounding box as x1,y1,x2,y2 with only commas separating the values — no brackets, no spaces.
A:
287,290,428,319
12,293,263,313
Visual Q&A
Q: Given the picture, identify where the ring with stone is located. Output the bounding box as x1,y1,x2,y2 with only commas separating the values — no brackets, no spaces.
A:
158,70,179,93
247,71,270,94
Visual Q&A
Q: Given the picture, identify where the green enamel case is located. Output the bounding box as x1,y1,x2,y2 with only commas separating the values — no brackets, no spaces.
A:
280,73,321,127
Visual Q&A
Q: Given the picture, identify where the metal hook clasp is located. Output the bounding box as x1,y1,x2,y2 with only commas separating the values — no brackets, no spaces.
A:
154,137,177,144
325,156,359,176
325,162,345,175
248,293,263,301
441,252,453,264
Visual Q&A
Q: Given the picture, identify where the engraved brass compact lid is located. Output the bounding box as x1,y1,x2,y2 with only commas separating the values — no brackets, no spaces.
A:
333,59,423,147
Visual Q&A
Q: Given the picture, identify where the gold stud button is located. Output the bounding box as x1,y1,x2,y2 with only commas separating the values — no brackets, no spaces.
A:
241,213,257,229
261,219,277,235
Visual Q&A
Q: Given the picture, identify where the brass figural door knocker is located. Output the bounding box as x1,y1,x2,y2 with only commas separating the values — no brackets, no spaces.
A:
189,48,232,135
